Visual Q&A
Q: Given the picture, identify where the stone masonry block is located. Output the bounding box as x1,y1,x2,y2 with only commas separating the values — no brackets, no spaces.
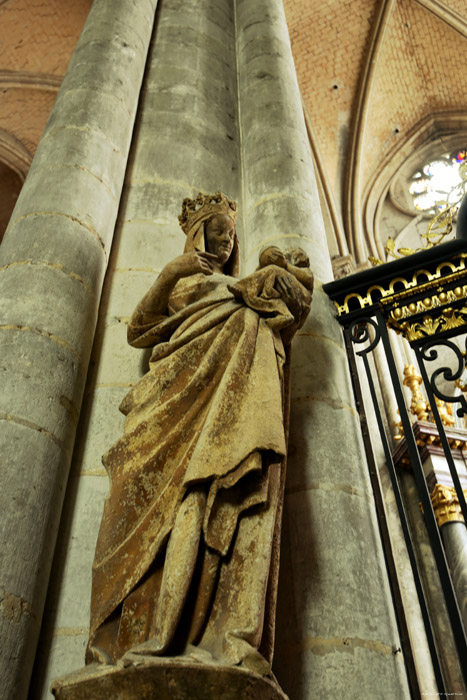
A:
87,321,143,388
286,399,370,494
158,0,234,45
275,637,408,700
117,181,198,227
241,74,306,139
301,285,346,345
0,419,68,602
157,0,231,25
142,68,237,133
289,332,353,405
42,474,109,631
152,25,233,88
113,221,185,272
0,329,85,450
62,30,145,100
13,164,117,250
71,385,128,476
236,0,284,36
44,86,134,158
84,0,155,35
100,269,156,322
282,486,400,644
0,264,98,361
135,94,238,155
30,125,124,202
243,151,317,205
30,632,88,700
0,214,106,298
1,585,41,700
130,130,238,199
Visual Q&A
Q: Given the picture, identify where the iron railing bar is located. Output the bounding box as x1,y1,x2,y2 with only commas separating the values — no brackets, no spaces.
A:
377,312,467,684
413,345,467,526
345,328,427,698
346,331,445,695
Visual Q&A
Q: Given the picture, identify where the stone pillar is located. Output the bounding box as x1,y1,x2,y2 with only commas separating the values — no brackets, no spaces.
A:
431,485,467,631
441,522,467,630
235,0,410,697
0,1,156,697
401,473,466,693
31,0,241,694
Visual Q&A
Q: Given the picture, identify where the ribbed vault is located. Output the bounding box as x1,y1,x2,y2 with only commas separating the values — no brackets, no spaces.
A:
283,0,467,267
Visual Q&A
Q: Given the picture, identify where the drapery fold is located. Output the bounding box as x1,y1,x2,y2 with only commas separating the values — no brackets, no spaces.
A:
87,270,309,667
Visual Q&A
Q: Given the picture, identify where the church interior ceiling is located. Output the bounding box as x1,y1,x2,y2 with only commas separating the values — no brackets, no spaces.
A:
283,0,467,265
1,0,467,267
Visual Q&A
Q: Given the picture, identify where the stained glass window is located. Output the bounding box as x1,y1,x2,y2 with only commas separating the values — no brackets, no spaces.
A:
409,150,467,213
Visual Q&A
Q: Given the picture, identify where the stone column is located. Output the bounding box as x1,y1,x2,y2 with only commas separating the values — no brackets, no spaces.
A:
441,522,467,630
31,0,241,694
401,473,466,693
0,1,156,697
235,0,410,697
432,485,467,631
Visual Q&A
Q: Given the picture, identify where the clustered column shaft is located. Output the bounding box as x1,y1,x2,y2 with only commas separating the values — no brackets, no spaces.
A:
235,0,410,696
0,1,157,697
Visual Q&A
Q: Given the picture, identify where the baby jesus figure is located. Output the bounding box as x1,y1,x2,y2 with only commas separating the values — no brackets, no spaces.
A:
228,245,313,337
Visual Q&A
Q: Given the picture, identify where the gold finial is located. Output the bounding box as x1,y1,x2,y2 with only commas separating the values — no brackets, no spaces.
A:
403,365,430,421
393,415,404,441
393,364,456,440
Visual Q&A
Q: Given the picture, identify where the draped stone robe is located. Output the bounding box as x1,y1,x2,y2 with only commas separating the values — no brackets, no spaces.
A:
87,267,311,670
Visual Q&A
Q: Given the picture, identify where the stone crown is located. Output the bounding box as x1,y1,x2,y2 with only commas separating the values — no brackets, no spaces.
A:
178,191,237,235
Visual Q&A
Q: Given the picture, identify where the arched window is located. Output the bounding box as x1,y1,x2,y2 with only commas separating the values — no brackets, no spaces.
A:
408,149,467,214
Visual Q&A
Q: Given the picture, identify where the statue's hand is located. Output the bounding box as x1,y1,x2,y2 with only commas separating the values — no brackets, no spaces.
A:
259,247,287,269
275,274,303,319
167,252,218,279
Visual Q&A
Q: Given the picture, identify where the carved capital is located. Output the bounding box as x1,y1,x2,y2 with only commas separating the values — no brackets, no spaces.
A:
331,254,355,280
430,483,467,527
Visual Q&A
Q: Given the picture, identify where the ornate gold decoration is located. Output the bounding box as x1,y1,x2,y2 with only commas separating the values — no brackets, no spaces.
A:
393,419,467,469
404,365,430,421
393,365,456,440
430,483,467,527
435,397,456,428
388,304,467,341
334,255,467,317
370,163,467,266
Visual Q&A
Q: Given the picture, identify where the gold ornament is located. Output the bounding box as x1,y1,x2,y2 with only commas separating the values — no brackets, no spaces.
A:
393,365,457,440
370,171,467,267
430,483,467,527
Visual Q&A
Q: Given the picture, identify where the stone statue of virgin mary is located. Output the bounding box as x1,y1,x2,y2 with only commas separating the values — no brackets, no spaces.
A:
80,191,312,694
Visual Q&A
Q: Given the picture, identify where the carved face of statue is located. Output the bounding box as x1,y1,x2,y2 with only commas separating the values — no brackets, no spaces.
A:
205,214,236,268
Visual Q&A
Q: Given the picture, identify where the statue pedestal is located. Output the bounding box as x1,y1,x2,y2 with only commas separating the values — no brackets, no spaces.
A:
52,658,289,700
